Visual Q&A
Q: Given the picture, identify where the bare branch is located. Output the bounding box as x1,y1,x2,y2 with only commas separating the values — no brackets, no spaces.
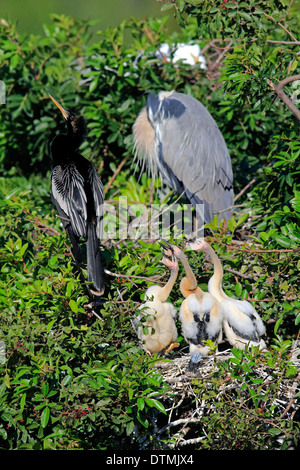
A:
104,156,128,194
267,74,300,121
262,12,298,42
104,268,165,283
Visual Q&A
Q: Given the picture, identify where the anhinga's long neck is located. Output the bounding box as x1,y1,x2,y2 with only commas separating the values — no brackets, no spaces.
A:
177,251,198,296
205,245,227,301
158,266,179,302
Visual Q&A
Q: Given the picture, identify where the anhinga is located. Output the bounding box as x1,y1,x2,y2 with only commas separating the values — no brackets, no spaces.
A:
133,245,179,355
187,240,266,351
163,242,223,372
49,94,105,296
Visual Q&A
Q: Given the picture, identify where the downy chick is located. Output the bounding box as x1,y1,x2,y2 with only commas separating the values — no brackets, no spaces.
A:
134,251,179,354
171,243,223,372
187,239,266,351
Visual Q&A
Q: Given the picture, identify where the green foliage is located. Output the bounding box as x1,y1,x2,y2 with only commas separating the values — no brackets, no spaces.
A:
0,0,299,450
250,136,300,241
0,15,94,175
0,189,171,449
163,0,299,207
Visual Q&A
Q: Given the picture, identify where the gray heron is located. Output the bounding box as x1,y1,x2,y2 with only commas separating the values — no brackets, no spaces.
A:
133,91,234,224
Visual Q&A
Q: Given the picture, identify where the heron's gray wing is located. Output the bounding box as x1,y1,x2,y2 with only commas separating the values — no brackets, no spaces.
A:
51,164,87,238
152,92,234,221
87,163,104,240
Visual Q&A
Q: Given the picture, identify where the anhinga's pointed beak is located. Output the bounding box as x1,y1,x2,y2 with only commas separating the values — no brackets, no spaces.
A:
158,240,176,262
49,94,69,120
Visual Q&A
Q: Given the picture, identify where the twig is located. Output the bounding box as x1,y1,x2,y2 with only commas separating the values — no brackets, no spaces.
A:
208,39,233,72
158,416,203,435
224,267,255,280
213,240,300,254
104,156,128,194
201,37,234,54
25,216,60,237
104,268,165,283
267,40,300,45
279,373,300,419
201,36,300,57
234,178,256,202
177,436,207,447
262,12,298,42
267,74,300,121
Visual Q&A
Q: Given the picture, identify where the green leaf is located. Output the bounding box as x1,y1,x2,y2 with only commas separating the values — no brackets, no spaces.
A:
0,426,7,440
19,243,29,257
69,299,79,313
20,393,26,413
274,316,284,335
231,348,243,360
273,234,291,248
4,373,10,388
41,406,50,428
235,282,243,297
48,255,58,268
236,213,249,228
137,397,145,411
145,398,167,414
268,427,282,436
126,420,135,436
41,382,49,396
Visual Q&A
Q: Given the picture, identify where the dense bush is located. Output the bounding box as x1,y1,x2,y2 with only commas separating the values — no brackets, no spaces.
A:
0,185,299,449
0,0,299,450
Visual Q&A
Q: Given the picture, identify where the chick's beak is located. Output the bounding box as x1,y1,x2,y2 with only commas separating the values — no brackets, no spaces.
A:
158,240,175,262
49,94,69,120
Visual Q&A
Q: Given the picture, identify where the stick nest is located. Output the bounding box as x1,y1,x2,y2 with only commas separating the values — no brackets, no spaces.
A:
135,341,300,450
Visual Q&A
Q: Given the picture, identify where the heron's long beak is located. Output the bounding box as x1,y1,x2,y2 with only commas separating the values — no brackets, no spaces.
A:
49,94,69,120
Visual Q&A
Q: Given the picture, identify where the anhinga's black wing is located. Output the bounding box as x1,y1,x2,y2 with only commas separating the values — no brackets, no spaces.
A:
51,163,88,239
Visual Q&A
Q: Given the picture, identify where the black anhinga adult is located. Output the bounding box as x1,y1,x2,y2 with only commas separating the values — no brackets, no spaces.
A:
49,94,105,296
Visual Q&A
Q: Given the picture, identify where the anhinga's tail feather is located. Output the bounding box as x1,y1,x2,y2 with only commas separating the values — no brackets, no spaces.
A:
86,223,105,296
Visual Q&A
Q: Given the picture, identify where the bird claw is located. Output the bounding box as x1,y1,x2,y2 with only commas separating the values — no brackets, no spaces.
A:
188,353,203,373
84,302,104,321
188,360,201,373
165,342,180,354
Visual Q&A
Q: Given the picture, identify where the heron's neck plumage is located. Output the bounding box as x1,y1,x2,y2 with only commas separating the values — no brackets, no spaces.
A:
133,107,156,173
